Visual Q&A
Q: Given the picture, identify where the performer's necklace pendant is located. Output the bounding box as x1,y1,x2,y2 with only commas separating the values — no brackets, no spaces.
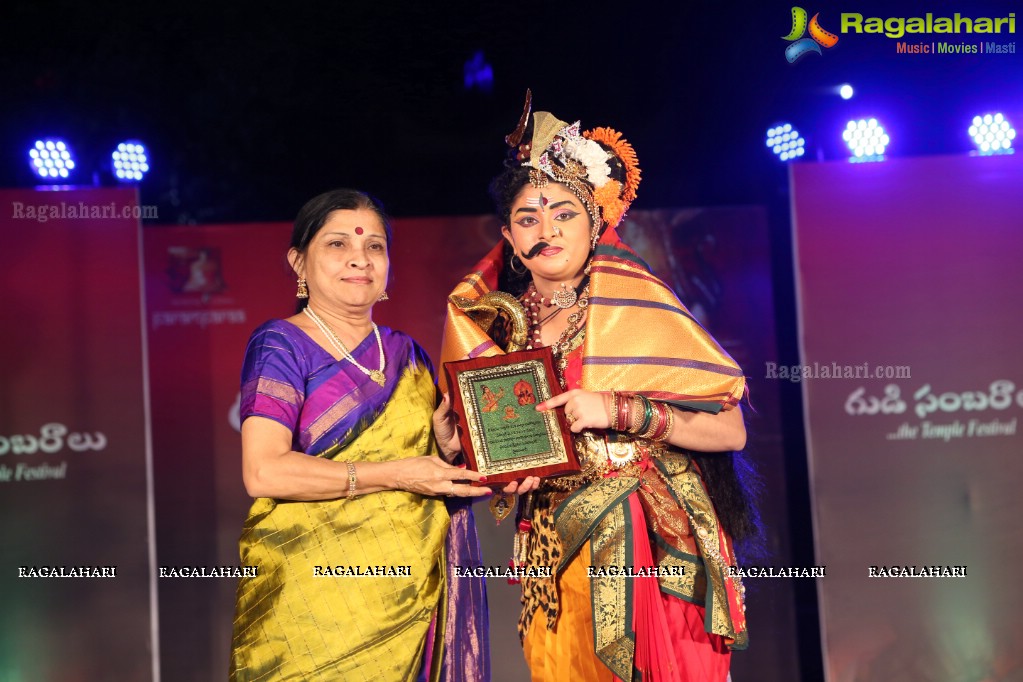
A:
370,370,386,386
551,287,577,309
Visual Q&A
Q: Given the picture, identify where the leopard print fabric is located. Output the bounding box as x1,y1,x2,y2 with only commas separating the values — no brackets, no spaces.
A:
518,324,583,639
517,488,569,640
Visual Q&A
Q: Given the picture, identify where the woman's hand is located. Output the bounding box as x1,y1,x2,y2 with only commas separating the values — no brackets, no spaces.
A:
432,393,462,463
393,456,492,498
434,392,541,497
537,389,610,433
500,476,542,496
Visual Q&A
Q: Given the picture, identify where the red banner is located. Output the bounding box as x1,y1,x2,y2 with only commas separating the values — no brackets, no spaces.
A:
143,223,294,679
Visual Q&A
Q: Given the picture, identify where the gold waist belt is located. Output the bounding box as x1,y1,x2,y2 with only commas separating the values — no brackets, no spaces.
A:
544,432,669,492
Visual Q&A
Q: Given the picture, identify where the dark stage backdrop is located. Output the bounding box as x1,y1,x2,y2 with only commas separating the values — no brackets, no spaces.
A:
0,188,155,681
792,154,1023,681
143,208,795,680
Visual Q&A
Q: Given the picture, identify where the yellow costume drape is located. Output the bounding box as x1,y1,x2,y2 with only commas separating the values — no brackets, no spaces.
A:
440,237,745,410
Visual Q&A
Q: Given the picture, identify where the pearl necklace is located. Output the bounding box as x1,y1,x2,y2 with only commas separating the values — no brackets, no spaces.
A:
303,307,386,386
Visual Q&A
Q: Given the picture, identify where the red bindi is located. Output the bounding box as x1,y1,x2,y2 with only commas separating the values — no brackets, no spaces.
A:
354,226,364,235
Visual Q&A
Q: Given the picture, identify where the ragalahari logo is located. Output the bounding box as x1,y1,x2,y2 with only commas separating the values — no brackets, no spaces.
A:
783,7,839,62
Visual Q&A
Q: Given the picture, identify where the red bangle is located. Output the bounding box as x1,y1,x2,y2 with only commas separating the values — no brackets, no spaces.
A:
650,401,669,440
654,402,675,442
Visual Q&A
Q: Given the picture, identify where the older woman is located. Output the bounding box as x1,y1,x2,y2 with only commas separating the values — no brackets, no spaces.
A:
230,189,493,681
441,98,758,681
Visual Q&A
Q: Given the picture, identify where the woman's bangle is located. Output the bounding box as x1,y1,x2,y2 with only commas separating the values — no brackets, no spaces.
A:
641,400,660,440
611,392,674,442
637,396,654,436
657,404,675,442
649,401,673,441
346,461,357,499
619,392,631,432
647,401,664,440
629,395,645,434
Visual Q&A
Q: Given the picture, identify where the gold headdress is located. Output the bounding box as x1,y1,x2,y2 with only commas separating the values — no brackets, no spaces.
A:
504,90,642,244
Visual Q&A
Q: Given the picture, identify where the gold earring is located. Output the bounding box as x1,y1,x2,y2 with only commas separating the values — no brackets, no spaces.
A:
378,291,389,302
509,254,527,275
296,278,309,299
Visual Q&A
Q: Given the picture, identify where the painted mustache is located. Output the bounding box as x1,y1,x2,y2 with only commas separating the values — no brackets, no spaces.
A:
521,242,551,260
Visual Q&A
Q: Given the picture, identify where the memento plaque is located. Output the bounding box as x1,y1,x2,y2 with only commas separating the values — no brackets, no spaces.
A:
443,347,579,484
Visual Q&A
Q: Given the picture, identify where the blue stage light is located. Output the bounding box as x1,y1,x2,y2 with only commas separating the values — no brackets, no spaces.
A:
765,124,806,162
839,84,854,100
463,51,493,92
28,138,76,180
112,141,150,182
842,119,889,161
968,113,1015,154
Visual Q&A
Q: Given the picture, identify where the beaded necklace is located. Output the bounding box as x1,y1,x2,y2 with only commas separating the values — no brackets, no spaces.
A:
522,282,589,387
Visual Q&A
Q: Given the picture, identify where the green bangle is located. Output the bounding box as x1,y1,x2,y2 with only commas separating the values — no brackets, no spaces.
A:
638,396,654,435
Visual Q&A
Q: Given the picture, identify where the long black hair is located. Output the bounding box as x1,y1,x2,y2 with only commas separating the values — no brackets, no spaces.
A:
488,166,534,297
692,448,764,562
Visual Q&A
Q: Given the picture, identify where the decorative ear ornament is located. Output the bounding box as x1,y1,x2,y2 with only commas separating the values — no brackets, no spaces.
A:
296,277,309,299
378,291,390,302
509,254,527,275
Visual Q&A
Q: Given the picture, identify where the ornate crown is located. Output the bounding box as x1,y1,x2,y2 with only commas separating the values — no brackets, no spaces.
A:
504,90,642,241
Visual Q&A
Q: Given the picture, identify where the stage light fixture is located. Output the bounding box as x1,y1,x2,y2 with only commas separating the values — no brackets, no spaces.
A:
839,84,854,100
842,118,889,161
463,50,494,92
968,113,1015,154
112,141,150,181
765,124,806,162
28,139,76,180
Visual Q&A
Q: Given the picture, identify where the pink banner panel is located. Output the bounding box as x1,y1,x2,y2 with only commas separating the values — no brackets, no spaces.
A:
792,155,1023,681
0,188,154,680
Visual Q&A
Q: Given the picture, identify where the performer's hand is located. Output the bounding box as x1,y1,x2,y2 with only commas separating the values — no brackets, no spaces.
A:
500,476,541,495
393,456,492,498
432,393,462,463
537,389,611,433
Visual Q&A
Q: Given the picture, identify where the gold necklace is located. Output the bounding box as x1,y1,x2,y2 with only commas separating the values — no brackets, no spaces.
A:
522,283,589,387
303,307,386,386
